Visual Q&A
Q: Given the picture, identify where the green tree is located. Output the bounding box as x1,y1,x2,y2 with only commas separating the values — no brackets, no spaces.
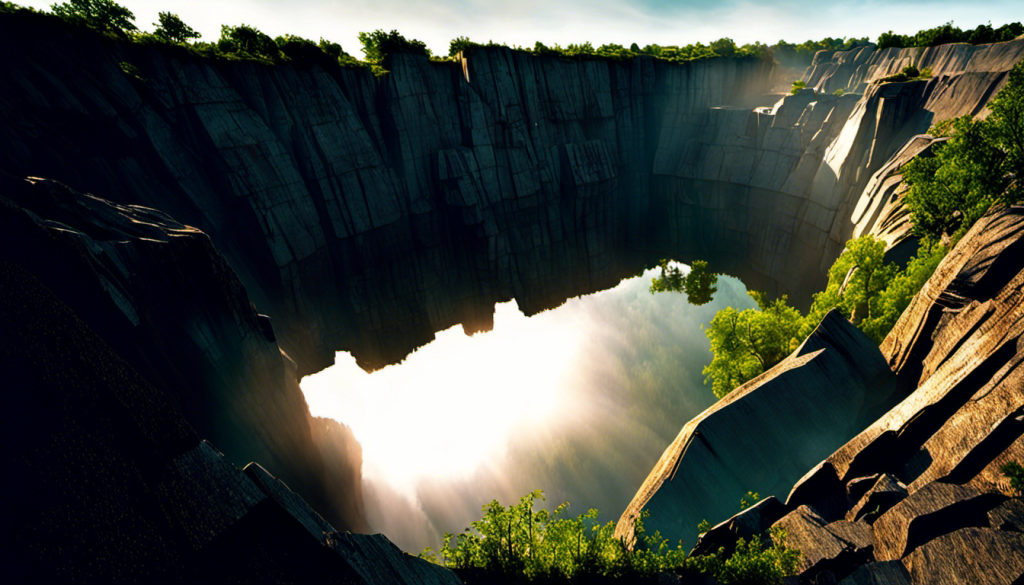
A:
358,29,430,73
804,235,897,341
710,37,737,57
219,24,279,59
702,291,804,399
449,35,474,56
860,243,947,342
790,79,807,94
153,12,200,43
50,0,136,33
649,260,719,306
902,115,1007,245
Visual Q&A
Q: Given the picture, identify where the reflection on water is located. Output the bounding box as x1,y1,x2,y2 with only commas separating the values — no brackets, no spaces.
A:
302,266,755,552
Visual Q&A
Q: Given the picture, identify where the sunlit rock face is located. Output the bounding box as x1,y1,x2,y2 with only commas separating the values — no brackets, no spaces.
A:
614,309,898,551
659,207,1024,584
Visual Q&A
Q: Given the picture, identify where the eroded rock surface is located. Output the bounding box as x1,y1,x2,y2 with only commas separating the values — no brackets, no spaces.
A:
0,175,366,534
0,259,457,583
615,310,896,549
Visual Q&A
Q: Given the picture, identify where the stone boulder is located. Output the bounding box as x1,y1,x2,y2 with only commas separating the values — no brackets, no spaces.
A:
846,474,908,523
616,310,896,550
786,207,1024,520
772,506,874,582
690,496,787,557
872,482,1005,561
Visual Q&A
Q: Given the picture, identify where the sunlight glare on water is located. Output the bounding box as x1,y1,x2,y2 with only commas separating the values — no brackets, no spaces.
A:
302,300,583,494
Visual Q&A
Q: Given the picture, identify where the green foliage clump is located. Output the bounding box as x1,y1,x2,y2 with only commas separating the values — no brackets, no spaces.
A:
448,35,477,57
153,12,199,43
218,24,279,60
833,88,846,96
702,291,804,399
902,60,1023,246
859,243,948,342
421,490,799,584
739,491,761,510
663,234,946,399
1001,461,1024,495
878,21,1023,50
358,29,430,74
649,260,718,306
804,235,897,341
790,79,808,94
689,526,801,585
772,36,870,68
51,0,135,34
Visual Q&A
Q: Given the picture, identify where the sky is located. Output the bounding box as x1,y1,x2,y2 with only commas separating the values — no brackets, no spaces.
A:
303,266,758,553
20,0,1024,58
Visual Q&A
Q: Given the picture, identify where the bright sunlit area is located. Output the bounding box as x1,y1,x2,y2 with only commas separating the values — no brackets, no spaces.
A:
302,265,757,553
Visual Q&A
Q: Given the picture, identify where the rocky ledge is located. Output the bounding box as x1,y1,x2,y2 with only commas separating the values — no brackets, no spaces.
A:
625,205,1023,584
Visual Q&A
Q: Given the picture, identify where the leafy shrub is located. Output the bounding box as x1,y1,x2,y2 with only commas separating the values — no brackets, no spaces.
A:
791,79,807,94
1001,461,1024,495
421,490,799,584
448,35,476,56
903,61,1022,246
702,291,804,399
657,234,945,398
833,88,846,96
153,11,199,43
50,0,136,33
804,235,897,340
902,65,920,78
358,29,430,74
219,24,279,60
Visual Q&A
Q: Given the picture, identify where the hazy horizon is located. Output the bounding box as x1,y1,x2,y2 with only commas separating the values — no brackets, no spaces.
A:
15,0,1023,61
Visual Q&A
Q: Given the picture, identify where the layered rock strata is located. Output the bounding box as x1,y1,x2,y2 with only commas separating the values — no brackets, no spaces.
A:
614,309,897,550
652,206,1024,584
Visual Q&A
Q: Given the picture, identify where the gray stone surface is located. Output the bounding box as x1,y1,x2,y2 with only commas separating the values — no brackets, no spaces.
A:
846,474,908,523
872,481,1005,561
901,527,1024,585
327,532,463,585
988,498,1024,533
837,561,911,585
2,12,1020,385
690,495,787,557
616,310,896,551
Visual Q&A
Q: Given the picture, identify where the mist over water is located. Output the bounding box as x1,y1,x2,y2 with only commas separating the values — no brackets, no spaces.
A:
302,267,755,553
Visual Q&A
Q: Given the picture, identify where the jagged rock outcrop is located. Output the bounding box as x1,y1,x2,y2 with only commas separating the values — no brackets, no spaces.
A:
674,206,1024,583
615,310,897,550
0,174,366,533
0,258,458,583
805,41,1024,96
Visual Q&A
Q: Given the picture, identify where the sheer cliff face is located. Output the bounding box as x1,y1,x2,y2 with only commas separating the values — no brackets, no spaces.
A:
5,16,1019,377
